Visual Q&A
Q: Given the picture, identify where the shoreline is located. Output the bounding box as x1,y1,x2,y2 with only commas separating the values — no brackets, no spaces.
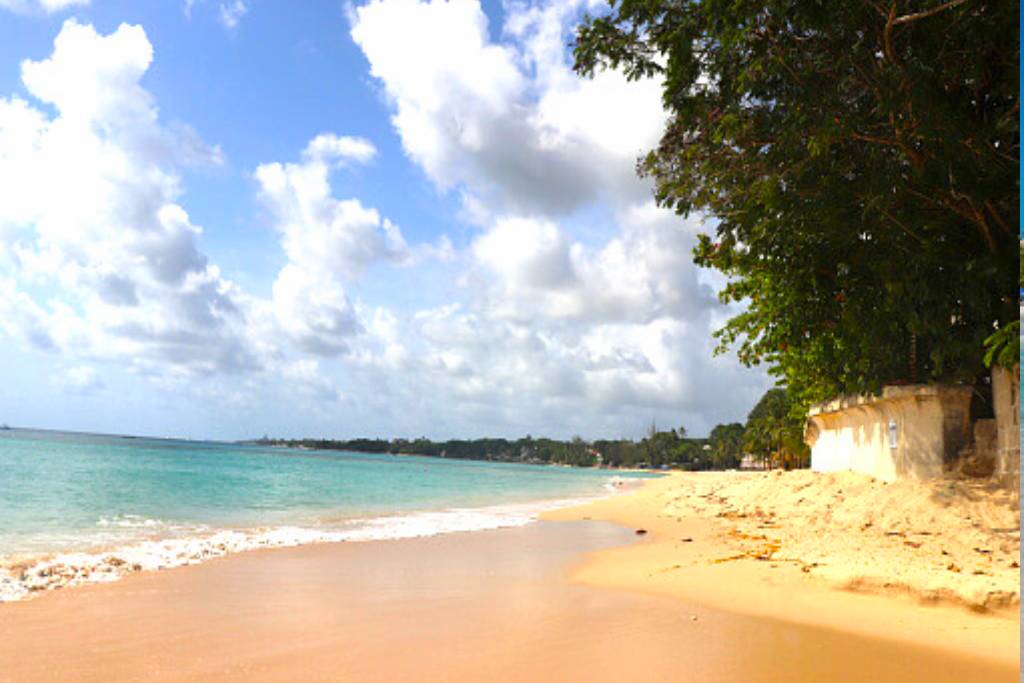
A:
1,470,1017,680
1,477,646,603
0,518,1015,682
542,470,1020,668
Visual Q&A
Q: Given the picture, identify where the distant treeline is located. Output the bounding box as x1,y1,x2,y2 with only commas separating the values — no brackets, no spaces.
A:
253,428,729,470
250,389,809,471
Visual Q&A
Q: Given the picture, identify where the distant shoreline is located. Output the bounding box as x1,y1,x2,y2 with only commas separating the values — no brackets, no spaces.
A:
2,426,732,471
254,439,663,472
246,435,715,471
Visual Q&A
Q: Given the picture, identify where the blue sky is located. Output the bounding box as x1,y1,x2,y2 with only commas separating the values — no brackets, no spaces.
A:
0,0,770,440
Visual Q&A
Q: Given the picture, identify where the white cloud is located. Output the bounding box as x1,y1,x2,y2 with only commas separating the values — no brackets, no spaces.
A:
0,0,87,14
255,134,406,281
341,0,770,436
0,21,256,376
350,0,666,217
303,133,376,165
55,365,105,393
0,21,461,427
0,8,769,439
340,296,767,438
254,133,412,355
0,277,55,350
473,217,577,293
40,0,85,9
278,359,341,402
466,205,714,325
218,0,248,29
270,264,360,356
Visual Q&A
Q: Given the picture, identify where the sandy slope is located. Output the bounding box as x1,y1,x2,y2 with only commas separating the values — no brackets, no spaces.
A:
544,470,1020,666
670,470,1020,608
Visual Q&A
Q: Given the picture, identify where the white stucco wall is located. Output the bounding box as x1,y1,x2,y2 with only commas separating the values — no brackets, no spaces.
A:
805,385,973,482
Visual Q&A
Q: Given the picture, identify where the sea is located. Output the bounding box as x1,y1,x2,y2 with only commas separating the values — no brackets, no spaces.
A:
0,428,653,601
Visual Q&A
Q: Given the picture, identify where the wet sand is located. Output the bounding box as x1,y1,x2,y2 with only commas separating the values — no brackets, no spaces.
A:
0,520,1015,682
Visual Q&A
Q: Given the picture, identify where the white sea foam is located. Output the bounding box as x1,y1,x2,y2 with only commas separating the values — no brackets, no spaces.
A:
0,485,634,603
96,514,169,529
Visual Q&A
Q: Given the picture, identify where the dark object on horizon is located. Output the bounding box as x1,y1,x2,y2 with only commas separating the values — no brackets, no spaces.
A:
635,529,648,536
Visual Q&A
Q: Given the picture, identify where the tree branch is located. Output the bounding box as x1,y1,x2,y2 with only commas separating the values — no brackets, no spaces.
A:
849,130,925,167
984,200,1012,236
893,0,971,26
883,2,899,64
878,206,925,243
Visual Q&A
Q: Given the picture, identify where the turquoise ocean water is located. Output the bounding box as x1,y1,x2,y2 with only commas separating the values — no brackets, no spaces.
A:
0,428,652,600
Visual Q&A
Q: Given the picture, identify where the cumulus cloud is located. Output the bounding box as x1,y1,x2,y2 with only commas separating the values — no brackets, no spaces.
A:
254,133,411,355
0,22,455,422
0,7,769,439
303,133,377,165
270,265,361,356
350,0,666,218
0,277,55,350
0,21,256,376
469,206,715,324
342,298,766,438
342,0,770,436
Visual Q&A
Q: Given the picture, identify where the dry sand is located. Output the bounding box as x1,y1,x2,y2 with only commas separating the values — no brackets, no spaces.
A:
0,520,1015,682
544,469,1021,669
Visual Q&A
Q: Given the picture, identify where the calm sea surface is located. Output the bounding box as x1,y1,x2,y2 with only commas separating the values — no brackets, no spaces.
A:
0,428,652,600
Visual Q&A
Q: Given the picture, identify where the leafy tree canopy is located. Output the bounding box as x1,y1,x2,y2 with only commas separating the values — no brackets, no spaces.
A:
983,242,1023,369
707,422,745,469
575,0,1019,405
743,388,809,468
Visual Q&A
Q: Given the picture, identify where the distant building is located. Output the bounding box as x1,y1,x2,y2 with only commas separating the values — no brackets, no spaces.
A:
739,454,766,471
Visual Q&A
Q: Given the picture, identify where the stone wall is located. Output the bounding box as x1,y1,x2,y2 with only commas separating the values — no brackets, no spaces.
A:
805,385,973,482
990,364,1020,488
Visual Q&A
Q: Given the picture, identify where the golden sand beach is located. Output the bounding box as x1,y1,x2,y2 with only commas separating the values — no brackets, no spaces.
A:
544,470,1021,669
0,471,1018,682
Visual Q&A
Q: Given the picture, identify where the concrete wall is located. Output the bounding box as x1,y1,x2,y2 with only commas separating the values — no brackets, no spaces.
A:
991,364,1020,487
805,385,973,482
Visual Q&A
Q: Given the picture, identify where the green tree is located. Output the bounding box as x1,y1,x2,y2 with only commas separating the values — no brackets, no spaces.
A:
639,426,687,467
744,388,809,469
983,242,1022,369
565,435,597,466
593,439,640,467
708,422,745,470
574,1,1019,405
